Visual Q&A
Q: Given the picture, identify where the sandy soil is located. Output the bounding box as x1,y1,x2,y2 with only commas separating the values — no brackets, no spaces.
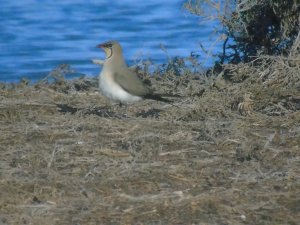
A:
1,58,300,225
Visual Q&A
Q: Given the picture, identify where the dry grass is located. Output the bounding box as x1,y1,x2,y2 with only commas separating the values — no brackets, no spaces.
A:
1,57,300,225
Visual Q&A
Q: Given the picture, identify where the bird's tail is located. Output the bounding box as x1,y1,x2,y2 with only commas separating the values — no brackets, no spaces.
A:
144,94,173,103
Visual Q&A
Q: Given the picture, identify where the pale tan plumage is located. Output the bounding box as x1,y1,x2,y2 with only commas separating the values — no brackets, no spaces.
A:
96,40,171,104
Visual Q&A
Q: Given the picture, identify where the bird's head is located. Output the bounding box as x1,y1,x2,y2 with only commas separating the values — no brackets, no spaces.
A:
96,40,122,60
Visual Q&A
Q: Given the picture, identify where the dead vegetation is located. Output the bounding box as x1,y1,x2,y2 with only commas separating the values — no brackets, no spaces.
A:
0,54,300,224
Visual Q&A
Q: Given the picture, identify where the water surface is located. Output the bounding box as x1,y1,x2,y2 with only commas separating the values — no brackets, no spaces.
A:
0,0,220,82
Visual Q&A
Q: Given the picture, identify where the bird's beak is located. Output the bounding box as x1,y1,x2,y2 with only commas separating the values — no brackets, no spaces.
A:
97,43,106,48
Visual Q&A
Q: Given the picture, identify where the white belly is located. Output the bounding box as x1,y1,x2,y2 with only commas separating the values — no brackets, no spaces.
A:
99,71,142,104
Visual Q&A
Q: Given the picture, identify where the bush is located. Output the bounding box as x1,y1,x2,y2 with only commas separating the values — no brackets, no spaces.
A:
184,0,300,63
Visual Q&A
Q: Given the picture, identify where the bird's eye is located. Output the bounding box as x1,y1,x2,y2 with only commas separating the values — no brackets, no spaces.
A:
104,43,113,48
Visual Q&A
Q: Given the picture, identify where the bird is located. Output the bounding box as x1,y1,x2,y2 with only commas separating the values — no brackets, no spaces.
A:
96,40,172,104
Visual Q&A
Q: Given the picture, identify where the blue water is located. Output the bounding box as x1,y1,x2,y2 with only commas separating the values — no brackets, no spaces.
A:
0,0,220,82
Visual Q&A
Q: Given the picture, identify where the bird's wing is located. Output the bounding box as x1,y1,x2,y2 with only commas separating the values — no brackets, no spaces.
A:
113,70,151,97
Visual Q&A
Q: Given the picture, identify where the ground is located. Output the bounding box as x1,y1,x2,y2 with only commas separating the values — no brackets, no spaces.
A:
1,58,299,225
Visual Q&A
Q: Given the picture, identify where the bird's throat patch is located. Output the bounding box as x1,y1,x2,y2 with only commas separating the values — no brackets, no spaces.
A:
106,48,113,59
